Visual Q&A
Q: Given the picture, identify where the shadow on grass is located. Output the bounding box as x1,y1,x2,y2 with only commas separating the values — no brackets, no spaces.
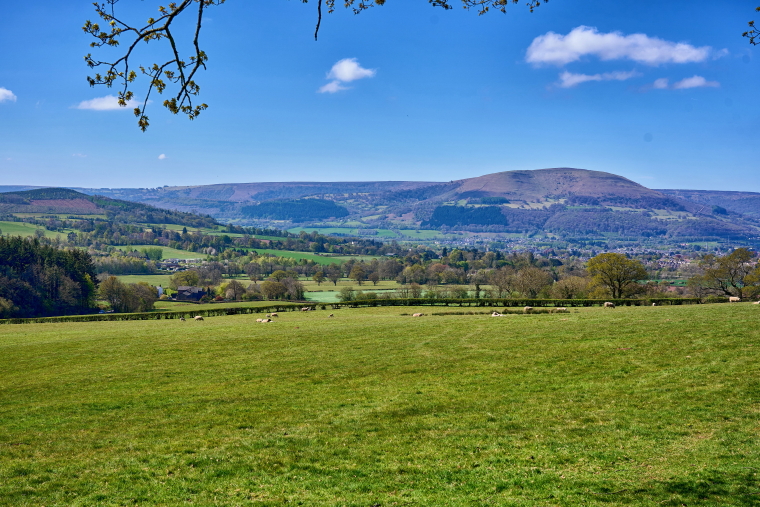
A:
579,469,759,505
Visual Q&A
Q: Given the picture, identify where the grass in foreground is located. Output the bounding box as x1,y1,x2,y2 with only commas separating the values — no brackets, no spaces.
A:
0,304,758,506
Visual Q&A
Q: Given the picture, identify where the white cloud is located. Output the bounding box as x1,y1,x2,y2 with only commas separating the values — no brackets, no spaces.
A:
74,95,138,111
672,75,719,89
318,58,375,93
318,80,350,94
72,153,87,158
558,70,640,88
158,154,167,160
0,87,17,103
652,78,670,89
527,26,719,66
326,58,376,82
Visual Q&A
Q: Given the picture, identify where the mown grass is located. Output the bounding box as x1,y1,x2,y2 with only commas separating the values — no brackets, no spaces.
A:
0,304,758,506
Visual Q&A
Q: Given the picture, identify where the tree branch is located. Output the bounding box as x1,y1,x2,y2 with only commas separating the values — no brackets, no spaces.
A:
85,0,545,130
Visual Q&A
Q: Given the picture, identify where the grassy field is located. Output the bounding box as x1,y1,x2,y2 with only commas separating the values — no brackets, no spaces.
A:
114,245,206,260
116,274,175,287
1,303,758,505
246,249,378,265
289,227,401,238
0,221,70,239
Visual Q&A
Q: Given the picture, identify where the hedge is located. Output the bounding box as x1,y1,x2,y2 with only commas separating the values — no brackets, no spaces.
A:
0,297,709,325
331,297,703,309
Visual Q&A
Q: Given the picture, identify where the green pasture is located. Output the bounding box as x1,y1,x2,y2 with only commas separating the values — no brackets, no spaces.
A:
115,274,174,287
114,245,206,260
397,229,455,240
289,227,401,238
0,221,68,239
145,224,282,241
247,248,377,265
1,303,758,505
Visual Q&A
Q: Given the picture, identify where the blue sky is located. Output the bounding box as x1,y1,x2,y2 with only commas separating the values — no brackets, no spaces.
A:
0,1,757,191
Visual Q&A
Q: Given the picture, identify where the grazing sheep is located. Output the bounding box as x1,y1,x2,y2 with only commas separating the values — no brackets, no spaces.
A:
523,306,533,312
412,313,424,317
194,316,204,321
652,303,657,306
266,313,271,318
553,307,568,313
603,302,615,308
491,311,503,317
270,313,278,317
729,296,741,303
261,318,272,323
256,318,263,322
179,316,186,322
754,301,760,305
329,313,334,318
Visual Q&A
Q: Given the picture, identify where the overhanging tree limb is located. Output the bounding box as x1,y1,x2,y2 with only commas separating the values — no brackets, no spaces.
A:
84,0,547,130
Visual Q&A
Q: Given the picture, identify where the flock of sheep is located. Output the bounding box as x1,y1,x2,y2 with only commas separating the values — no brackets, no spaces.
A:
177,297,758,323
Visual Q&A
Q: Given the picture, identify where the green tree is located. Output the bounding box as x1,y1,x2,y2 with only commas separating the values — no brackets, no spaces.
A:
694,248,760,299
140,247,163,261
350,265,366,286
312,270,325,286
99,276,135,313
327,267,341,286
270,270,289,282
261,280,287,300
169,269,200,289
586,253,648,299
0,297,17,318
338,286,356,302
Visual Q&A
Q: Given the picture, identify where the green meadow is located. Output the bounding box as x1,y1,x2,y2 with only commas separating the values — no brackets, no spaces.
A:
245,248,377,265
1,304,758,506
114,245,207,260
0,221,70,239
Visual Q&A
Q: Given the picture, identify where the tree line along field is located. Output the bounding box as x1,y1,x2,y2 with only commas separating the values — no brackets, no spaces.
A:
1,303,758,506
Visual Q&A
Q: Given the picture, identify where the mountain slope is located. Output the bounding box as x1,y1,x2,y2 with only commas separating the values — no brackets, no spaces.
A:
0,188,218,228
13,169,758,243
657,189,760,219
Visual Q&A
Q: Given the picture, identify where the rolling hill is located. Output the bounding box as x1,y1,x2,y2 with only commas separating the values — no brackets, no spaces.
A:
5,168,760,244
0,188,218,228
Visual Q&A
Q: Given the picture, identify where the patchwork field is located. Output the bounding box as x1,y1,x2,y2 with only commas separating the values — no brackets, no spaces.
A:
0,304,758,506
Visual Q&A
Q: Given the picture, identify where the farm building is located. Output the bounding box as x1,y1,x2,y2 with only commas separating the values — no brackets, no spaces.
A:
175,286,206,302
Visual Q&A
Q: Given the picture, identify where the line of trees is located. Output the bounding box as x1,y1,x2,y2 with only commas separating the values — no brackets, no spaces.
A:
0,236,98,318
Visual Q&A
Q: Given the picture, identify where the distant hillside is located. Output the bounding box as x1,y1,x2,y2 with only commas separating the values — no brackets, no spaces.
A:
10,168,759,244
0,188,218,228
657,189,760,219
0,185,45,194
241,199,349,221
